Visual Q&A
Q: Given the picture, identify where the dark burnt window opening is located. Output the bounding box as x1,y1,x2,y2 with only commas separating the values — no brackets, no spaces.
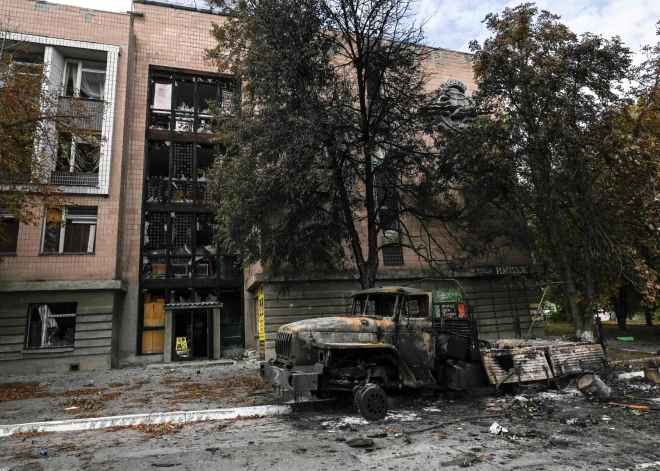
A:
0,215,19,254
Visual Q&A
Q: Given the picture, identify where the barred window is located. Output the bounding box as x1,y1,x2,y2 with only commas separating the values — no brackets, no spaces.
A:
382,245,404,266
25,303,77,349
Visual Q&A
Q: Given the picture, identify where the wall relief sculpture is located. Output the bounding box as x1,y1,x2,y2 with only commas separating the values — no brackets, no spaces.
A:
425,79,483,132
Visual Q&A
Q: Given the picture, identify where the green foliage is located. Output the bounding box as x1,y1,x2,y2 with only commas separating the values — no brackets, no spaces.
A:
206,0,459,287
440,5,660,337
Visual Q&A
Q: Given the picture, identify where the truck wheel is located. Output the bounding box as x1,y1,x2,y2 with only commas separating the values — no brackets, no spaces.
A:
353,383,369,415
356,384,388,421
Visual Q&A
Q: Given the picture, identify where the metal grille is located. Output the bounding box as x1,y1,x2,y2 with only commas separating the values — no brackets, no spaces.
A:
25,303,77,349
146,179,168,203
171,181,193,203
145,212,168,251
173,143,193,180
382,245,404,266
0,172,30,184
276,331,292,359
51,171,99,187
443,319,471,337
172,213,193,252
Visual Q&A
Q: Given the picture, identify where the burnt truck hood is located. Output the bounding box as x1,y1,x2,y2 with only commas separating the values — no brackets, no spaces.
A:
281,316,394,345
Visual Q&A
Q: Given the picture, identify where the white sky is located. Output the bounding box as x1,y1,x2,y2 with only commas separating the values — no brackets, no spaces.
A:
49,0,660,59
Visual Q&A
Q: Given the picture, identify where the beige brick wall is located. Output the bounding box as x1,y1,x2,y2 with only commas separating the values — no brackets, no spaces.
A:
120,3,229,283
0,0,132,281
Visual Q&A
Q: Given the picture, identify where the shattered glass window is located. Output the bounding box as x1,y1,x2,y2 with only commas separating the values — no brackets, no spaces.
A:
146,141,170,203
196,214,215,254
144,212,168,254
171,212,193,254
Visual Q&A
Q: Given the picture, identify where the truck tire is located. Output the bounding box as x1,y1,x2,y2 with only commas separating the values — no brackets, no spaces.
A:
356,383,388,421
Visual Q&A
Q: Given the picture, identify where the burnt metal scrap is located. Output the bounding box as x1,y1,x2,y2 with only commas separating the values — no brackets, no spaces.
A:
260,285,608,421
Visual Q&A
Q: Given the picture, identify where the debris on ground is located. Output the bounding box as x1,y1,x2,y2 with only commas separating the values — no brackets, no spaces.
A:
577,373,613,401
489,422,508,435
345,437,374,448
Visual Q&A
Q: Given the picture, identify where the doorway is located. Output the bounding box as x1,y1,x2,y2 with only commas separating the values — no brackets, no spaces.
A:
172,310,211,361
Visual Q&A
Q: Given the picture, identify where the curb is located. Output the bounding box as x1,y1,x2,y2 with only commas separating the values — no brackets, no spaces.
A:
0,405,290,438
145,359,237,370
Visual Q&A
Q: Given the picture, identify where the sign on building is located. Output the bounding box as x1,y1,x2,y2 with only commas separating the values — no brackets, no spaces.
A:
258,285,265,356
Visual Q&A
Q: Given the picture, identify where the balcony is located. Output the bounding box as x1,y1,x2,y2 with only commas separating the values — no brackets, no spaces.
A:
50,171,99,187
58,97,105,132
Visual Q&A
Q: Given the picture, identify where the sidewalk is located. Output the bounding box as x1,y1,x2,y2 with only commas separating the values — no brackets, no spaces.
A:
0,359,280,426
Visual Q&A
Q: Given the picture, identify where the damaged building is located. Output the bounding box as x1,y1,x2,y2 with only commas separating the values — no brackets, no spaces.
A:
0,0,542,374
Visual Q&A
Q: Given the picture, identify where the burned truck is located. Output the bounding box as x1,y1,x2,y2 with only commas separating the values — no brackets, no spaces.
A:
260,286,607,420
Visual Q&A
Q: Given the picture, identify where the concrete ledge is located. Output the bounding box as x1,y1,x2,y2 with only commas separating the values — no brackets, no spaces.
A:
0,280,128,292
0,405,290,437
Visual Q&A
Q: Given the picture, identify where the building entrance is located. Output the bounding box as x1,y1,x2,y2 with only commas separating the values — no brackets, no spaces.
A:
172,310,211,360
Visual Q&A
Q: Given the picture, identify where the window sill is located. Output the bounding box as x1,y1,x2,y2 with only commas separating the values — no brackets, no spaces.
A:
39,252,96,256
22,347,75,354
0,252,17,256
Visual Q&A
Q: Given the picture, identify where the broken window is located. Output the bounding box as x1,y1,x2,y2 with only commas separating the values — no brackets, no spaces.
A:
42,207,97,254
170,256,193,278
142,256,166,279
175,77,195,132
173,142,193,180
170,288,193,304
55,132,101,185
171,212,193,254
146,141,170,203
25,303,77,349
143,212,168,254
195,256,217,279
195,288,218,303
148,74,233,134
196,214,215,254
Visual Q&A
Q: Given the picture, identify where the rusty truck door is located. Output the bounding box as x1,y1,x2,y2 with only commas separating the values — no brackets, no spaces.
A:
396,295,435,370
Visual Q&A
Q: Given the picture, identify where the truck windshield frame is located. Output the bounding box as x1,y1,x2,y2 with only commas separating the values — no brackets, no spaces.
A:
350,294,398,319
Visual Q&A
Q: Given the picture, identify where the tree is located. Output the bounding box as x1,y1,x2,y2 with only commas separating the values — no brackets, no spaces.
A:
206,0,466,288
441,5,660,338
0,27,98,250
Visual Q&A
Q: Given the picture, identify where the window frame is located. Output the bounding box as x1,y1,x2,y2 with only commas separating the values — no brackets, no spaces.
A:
41,207,98,255
24,302,77,350
0,212,19,255
62,59,106,100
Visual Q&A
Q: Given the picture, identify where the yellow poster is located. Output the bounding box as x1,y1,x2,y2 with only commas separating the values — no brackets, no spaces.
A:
175,337,188,353
258,286,265,355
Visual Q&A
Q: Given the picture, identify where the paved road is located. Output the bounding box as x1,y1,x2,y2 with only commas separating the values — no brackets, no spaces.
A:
2,386,659,471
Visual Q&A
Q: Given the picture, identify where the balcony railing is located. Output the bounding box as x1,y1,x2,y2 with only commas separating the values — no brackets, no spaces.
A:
58,97,105,132
0,172,30,184
51,171,99,187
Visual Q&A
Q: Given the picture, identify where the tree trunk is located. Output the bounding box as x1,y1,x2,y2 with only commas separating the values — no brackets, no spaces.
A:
612,286,627,330
358,262,378,290
645,306,654,327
